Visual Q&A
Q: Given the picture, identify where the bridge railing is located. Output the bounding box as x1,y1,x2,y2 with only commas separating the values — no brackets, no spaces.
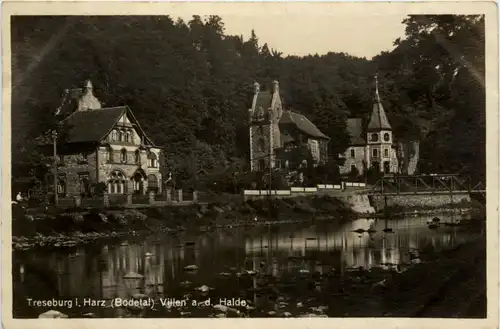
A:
370,174,485,195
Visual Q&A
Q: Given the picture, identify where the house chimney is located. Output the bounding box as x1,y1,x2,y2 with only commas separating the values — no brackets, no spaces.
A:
254,82,260,94
273,80,279,94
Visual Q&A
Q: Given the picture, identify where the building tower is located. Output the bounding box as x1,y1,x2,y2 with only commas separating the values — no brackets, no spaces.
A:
366,75,393,174
248,81,283,171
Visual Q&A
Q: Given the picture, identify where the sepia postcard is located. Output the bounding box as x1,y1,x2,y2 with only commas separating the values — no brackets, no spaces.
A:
1,1,499,329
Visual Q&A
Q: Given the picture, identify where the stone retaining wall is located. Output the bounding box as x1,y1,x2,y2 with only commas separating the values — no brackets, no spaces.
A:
371,193,471,211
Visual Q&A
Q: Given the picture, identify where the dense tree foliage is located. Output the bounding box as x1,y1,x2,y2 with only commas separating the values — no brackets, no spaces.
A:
11,14,485,189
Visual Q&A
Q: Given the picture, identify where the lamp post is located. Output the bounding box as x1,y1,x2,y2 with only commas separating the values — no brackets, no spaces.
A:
52,130,59,206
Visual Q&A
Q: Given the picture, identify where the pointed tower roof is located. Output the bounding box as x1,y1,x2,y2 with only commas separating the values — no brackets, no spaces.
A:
367,74,392,132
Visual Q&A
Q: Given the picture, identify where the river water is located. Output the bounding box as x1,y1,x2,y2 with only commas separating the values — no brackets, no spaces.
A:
12,213,481,318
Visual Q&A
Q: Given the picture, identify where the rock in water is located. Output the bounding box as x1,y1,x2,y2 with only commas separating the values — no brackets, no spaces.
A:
195,285,212,292
38,310,68,318
184,264,199,271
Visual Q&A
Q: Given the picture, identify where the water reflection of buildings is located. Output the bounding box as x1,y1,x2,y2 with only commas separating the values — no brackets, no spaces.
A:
244,217,477,270
40,231,248,302
15,215,478,314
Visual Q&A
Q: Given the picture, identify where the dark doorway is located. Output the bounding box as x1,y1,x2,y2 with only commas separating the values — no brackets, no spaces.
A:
383,161,390,174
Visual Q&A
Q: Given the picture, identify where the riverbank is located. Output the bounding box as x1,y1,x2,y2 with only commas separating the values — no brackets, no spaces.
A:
12,193,485,251
12,195,353,251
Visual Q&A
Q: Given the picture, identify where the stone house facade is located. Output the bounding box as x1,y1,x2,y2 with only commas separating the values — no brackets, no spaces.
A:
248,81,329,172
46,80,162,198
340,76,400,176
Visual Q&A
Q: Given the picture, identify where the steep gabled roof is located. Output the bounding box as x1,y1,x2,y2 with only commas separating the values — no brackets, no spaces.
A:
251,91,273,119
61,106,156,146
367,75,392,131
347,118,366,146
62,106,125,143
279,111,329,140
367,102,392,131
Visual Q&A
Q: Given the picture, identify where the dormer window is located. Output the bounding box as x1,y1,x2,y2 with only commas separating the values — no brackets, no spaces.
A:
370,133,379,142
383,133,390,142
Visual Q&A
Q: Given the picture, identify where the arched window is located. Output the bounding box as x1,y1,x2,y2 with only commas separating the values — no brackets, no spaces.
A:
148,151,158,168
120,130,126,142
108,170,127,194
135,150,141,164
126,131,131,143
147,174,158,193
120,148,127,163
383,133,390,142
111,129,117,141
370,133,379,142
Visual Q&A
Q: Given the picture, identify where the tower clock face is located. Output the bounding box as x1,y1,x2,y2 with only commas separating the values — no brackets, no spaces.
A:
384,133,390,142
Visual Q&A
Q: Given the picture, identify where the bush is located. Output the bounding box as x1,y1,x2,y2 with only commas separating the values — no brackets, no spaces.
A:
109,210,148,227
92,182,107,197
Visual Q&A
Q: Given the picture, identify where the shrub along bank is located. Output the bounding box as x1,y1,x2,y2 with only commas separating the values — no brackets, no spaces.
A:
12,196,354,251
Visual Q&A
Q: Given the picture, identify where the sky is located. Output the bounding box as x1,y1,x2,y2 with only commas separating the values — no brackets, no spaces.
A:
182,14,408,59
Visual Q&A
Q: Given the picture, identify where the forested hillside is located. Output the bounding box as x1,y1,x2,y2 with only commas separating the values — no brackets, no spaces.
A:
11,15,485,183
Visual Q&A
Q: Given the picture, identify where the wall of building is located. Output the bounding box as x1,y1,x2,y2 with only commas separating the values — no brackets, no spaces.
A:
370,193,471,211
250,123,276,170
340,146,366,174
55,150,98,196
50,145,162,197
97,146,162,193
319,140,329,164
307,138,320,163
366,130,399,173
